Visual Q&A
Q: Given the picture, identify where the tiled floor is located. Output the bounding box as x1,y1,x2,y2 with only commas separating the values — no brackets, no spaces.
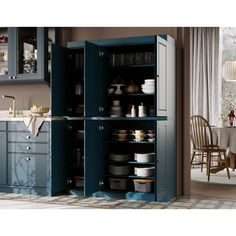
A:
1,192,236,209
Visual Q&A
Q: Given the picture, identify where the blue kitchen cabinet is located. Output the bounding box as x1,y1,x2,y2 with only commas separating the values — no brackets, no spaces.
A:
0,27,48,83
0,122,7,185
52,34,176,201
0,121,67,196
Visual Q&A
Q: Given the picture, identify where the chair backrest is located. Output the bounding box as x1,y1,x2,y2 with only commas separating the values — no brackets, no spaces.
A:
190,115,213,150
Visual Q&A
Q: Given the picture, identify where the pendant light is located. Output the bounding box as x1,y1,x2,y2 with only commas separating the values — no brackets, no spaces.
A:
222,37,236,81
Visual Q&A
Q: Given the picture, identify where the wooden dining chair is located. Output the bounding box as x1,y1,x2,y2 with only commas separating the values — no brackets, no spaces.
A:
190,115,230,181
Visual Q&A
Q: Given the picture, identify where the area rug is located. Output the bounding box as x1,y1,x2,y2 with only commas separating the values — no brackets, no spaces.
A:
191,168,236,185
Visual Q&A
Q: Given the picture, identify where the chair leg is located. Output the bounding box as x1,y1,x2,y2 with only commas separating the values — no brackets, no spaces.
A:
223,151,230,179
207,152,211,181
191,151,196,166
201,153,204,172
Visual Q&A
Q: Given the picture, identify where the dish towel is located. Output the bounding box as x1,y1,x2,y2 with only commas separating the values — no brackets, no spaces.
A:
24,116,46,137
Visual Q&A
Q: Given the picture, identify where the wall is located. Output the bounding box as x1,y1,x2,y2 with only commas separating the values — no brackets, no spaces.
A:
0,84,50,110
68,27,178,42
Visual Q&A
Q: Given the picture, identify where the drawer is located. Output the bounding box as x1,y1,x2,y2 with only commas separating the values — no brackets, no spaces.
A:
8,132,49,143
8,153,50,188
8,142,49,154
0,122,7,131
8,121,50,132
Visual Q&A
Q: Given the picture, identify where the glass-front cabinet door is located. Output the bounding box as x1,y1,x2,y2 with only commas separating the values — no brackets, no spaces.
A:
15,27,45,81
0,28,13,80
0,27,46,83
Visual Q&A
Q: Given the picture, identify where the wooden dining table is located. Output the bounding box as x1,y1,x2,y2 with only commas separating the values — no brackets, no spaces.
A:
212,126,236,169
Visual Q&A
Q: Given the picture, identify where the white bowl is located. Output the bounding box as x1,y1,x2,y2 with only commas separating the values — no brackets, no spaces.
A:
134,153,155,162
135,167,155,177
144,79,155,84
142,84,154,88
142,89,155,94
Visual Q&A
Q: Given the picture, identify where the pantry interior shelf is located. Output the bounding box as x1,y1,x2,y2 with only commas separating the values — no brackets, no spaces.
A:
106,64,155,69
106,161,155,165
106,174,155,179
107,93,154,97
106,140,155,144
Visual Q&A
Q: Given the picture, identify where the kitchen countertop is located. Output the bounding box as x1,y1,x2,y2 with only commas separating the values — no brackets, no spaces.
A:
0,110,66,121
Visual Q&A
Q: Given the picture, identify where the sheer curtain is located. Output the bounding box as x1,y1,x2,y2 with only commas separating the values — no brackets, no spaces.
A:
190,27,221,125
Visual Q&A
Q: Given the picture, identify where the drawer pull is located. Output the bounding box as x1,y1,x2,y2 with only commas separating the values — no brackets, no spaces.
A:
25,157,31,161
26,136,31,139
26,146,31,150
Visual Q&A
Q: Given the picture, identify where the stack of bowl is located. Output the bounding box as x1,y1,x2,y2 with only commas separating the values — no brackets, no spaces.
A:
112,130,128,141
132,130,144,142
110,100,122,117
147,130,155,142
141,79,155,94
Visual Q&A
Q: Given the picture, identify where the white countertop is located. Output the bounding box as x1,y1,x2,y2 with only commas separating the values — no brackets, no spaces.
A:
0,110,66,121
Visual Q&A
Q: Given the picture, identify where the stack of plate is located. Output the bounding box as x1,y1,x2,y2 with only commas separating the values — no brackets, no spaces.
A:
134,167,155,177
134,153,155,163
141,79,155,94
108,165,130,175
109,153,130,162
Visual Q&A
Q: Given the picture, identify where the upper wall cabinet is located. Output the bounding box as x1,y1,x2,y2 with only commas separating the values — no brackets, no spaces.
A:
0,27,48,83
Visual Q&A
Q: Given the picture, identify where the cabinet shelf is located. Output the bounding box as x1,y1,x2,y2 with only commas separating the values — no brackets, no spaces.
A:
106,174,155,179
106,161,155,165
106,140,155,144
97,116,166,121
107,93,154,97
107,64,155,69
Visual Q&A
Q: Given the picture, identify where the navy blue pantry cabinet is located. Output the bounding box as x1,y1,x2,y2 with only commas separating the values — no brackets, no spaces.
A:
51,35,176,202
0,121,67,196
0,27,48,83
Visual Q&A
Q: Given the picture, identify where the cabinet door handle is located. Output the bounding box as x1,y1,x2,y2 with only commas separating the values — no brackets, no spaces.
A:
98,106,104,112
12,76,17,79
98,125,104,131
67,125,72,130
99,51,104,57
26,146,31,150
8,76,12,80
26,135,31,139
25,157,31,161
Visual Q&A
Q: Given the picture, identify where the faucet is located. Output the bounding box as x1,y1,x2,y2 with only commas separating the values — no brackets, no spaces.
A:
2,95,16,117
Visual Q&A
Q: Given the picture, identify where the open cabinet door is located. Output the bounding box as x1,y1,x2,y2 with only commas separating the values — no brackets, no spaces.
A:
84,120,105,195
84,41,107,117
156,36,168,116
51,44,68,116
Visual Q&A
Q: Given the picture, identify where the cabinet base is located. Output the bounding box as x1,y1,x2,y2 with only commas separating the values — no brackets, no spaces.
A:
92,190,155,201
